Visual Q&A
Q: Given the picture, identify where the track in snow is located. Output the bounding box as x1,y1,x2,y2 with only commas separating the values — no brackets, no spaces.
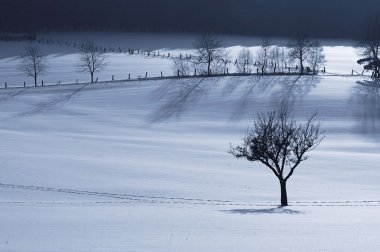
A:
1,182,379,207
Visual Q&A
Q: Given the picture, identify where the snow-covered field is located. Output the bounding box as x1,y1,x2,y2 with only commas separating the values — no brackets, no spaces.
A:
0,32,364,87
0,33,380,252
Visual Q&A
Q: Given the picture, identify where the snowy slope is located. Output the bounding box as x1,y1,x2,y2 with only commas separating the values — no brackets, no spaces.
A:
0,74,379,251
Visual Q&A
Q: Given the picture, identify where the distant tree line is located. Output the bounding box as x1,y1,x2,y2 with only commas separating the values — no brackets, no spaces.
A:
18,34,328,86
173,34,326,77
1,0,380,39
17,21,380,86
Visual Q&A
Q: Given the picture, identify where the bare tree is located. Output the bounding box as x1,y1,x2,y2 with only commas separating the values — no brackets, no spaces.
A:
269,46,280,73
357,18,380,79
287,35,313,75
172,57,192,76
19,46,47,86
78,41,107,83
220,56,231,75
229,104,324,206
236,48,254,74
307,41,326,75
269,45,291,74
256,38,272,75
273,47,289,73
194,34,227,76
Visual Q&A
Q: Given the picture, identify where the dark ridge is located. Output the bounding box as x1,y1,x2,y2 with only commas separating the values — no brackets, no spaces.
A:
1,0,379,39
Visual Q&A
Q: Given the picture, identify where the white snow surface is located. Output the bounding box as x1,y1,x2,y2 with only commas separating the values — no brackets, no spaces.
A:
0,33,380,252
0,32,364,87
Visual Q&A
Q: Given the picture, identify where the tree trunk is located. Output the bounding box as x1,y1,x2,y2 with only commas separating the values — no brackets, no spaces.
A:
208,62,211,76
280,180,288,206
300,49,304,75
34,76,37,87
91,72,94,83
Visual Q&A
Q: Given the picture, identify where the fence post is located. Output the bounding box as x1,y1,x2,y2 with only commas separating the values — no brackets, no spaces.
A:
24,82,26,87
227,68,229,75
5,82,7,88
161,71,163,78
42,80,44,86
352,70,354,76
194,69,197,76
145,72,148,79
324,67,326,74
112,75,114,81
177,70,180,77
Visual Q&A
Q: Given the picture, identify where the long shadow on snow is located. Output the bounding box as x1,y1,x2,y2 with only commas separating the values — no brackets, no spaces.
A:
0,87,31,104
230,76,320,120
147,76,320,123
349,80,380,139
228,75,265,121
223,206,303,215
269,75,320,108
148,77,218,122
13,83,88,118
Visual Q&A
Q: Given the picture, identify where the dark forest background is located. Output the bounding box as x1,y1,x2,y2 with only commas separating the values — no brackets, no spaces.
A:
1,0,380,39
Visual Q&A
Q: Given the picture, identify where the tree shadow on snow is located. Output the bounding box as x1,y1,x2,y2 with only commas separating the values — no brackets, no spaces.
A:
269,75,320,108
223,206,303,215
229,75,320,121
349,80,380,139
147,77,217,122
228,75,268,121
147,75,320,123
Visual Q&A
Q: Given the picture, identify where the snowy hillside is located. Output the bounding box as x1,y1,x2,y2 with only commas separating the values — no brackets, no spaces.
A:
0,73,379,251
0,32,364,87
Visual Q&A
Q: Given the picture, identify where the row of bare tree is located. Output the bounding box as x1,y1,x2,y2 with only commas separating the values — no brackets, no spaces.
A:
20,41,107,86
173,34,326,77
18,25,380,87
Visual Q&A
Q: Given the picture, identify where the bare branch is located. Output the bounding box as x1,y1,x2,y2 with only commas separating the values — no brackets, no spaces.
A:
357,18,380,79
256,38,272,75
229,103,324,205
235,48,254,74
19,46,48,86
194,34,228,76
78,41,108,83
287,35,313,74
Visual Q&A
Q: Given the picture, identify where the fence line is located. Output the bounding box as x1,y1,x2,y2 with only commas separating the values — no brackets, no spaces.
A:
1,37,373,88
0,70,371,90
